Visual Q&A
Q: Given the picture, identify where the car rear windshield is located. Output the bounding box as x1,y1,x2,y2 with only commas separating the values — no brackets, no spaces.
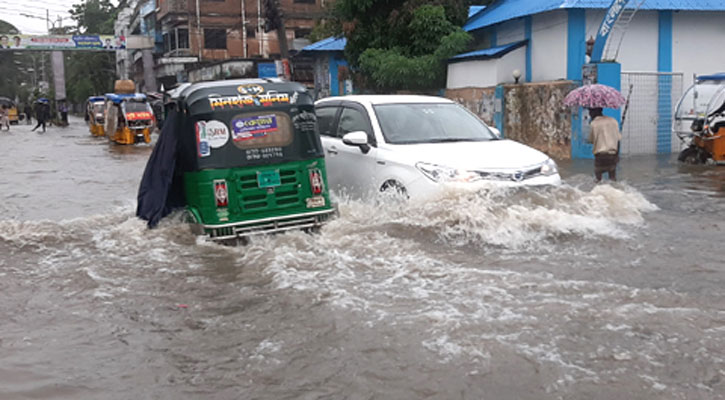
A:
373,103,498,144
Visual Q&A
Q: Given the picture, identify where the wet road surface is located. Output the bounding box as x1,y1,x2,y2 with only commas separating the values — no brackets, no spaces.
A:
1,117,724,399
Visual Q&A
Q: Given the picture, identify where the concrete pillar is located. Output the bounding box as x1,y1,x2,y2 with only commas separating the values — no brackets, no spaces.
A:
142,49,157,92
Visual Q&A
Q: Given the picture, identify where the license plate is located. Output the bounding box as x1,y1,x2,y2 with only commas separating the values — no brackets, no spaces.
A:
257,170,281,188
306,196,326,208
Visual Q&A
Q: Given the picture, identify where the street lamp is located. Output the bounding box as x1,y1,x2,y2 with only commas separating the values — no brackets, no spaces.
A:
512,69,522,84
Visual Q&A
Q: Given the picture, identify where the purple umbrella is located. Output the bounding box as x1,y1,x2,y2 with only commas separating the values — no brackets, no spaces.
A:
563,84,626,109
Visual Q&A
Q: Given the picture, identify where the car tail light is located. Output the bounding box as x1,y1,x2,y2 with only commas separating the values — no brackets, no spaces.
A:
213,179,228,207
309,169,324,195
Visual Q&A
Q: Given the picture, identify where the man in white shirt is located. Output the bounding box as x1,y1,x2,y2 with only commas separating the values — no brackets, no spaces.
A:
587,107,622,182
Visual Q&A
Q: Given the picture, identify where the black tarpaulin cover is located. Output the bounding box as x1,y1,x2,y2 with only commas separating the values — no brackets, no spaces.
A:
136,109,186,227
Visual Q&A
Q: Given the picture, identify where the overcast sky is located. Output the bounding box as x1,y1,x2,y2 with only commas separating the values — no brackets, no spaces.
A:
2,0,88,34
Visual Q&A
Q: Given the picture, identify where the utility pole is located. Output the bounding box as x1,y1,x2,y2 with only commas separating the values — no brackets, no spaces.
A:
263,0,289,78
196,0,202,60
241,0,247,58
257,0,262,56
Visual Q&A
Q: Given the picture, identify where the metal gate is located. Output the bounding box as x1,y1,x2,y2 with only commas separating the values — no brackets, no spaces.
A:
620,72,683,155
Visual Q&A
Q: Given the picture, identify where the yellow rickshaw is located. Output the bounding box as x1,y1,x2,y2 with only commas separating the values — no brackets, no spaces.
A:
86,96,106,136
104,93,154,144
0,97,19,124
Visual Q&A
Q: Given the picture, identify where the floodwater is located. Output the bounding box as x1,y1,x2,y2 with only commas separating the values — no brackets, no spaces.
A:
1,117,724,400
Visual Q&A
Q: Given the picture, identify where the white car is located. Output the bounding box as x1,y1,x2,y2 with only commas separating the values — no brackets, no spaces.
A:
315,95,561,199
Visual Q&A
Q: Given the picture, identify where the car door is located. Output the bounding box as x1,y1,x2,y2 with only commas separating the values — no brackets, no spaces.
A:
315,104,344,189
331,103,379,198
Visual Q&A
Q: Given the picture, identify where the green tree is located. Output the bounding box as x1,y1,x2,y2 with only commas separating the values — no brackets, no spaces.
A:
69,0,118,34
63,0,119,105
336,0,472,92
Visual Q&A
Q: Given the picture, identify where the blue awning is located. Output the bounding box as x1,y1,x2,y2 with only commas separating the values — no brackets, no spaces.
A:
464,0,725,32
301,36,347,52
449,40,528,63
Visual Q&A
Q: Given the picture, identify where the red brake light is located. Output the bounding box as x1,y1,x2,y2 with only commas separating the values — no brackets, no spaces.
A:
309,169,324,195
214,179,228,207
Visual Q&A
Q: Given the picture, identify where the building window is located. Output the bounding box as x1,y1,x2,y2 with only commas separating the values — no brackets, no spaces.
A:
246,27,256,38
204,28,227,50
163,27,190,53
294,28,311,39
294,0,316,3
177,28,189,49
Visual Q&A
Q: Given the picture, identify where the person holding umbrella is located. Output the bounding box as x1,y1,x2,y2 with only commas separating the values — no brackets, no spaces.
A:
564,83,626,182
586,107,622,182
32,99,49,133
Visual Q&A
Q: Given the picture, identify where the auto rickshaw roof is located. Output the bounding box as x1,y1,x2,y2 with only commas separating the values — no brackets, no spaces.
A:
178,78,308,113
696,73,725,82
0,96,15,106
87,95,105,103
105,93,147,104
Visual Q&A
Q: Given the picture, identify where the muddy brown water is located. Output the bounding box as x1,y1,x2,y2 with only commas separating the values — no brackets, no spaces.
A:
1,118,724,399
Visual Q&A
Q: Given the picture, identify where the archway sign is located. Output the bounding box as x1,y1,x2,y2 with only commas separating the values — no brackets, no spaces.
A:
0,34,155,104
0,34,128,51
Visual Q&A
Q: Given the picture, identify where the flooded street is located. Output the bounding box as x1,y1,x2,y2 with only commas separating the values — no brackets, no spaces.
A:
1,117,724,399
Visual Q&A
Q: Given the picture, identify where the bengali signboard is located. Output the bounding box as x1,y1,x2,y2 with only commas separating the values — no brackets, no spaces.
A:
0,34,127,51
590,0,631,62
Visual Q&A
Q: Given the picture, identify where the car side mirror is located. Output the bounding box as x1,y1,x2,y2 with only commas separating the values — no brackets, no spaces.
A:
342,130,371,153
489,126,501,138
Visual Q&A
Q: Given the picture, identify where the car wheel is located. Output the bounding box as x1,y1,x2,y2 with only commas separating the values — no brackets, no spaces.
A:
380,180,408,199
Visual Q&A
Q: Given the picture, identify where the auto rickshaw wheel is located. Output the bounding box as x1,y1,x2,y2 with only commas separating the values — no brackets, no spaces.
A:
678,146,708,164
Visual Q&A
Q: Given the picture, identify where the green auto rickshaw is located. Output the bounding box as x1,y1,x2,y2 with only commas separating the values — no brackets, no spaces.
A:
137,79,335,241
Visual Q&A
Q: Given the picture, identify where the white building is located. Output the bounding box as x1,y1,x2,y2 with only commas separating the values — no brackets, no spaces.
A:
449,0,725,89
447,0,725,157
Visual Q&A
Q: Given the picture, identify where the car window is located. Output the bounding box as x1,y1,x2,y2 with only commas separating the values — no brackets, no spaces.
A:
373,103,497,144
315,107,338,137
336,107,370,138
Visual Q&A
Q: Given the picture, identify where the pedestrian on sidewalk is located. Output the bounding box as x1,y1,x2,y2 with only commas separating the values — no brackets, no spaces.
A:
59,101,68,126
587,107,622,182
0,105,10,131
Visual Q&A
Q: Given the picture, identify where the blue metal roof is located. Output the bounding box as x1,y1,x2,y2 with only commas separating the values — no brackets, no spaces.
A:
301,36,347,52
468,5,487,18
464,0,725,32
87,96,105,103
449,40,528,62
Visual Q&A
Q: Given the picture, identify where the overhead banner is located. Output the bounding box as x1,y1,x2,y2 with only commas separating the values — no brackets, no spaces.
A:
0,34,126,51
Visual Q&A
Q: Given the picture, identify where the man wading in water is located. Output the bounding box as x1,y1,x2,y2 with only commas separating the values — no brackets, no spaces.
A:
587,107,622,182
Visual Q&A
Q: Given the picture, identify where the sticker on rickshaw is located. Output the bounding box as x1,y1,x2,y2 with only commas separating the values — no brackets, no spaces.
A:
126,111,152,121
216,208,229,222
237,84,265,95
201,120,229,148
306,196,326,208
232,114,278,141
196,122,211,157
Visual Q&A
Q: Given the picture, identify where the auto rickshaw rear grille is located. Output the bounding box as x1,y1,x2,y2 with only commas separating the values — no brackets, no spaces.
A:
242,194,266,202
